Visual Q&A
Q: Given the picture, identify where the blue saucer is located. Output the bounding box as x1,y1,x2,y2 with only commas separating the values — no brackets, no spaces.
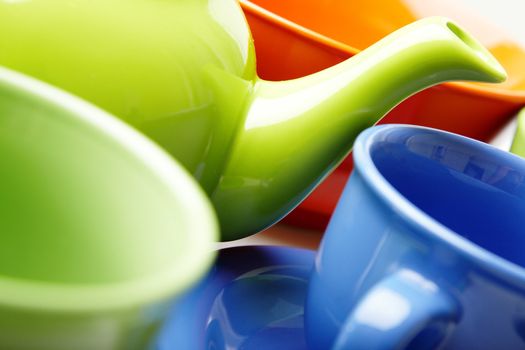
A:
156,246,315,350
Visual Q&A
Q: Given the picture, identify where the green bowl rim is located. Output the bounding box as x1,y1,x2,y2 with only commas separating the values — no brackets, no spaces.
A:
0,67,218,314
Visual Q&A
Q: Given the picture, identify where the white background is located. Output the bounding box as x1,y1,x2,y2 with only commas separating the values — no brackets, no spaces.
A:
460,0,525,46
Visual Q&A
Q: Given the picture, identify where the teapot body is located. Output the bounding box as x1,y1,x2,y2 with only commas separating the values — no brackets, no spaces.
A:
0,0,256,190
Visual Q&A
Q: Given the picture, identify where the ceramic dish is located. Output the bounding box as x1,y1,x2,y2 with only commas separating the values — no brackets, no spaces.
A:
0,66,217,349
309,123,525,349
240,0,525,229
511,108,525,157
0,2,506,240
156,246,314,350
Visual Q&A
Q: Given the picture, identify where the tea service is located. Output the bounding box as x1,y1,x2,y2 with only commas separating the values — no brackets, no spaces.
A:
309,124,525,349
0,0,524,349
156,122,525,350
0,66,217,349
0,1,507,240
240,0,525,229
156,245,314,350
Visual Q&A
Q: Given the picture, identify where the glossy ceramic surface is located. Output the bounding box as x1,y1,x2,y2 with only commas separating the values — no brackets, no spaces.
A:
511,108,525,158
240,0,525,229
156,246,314,350
0,67,217,350
307,124,525,349
0,1,506,240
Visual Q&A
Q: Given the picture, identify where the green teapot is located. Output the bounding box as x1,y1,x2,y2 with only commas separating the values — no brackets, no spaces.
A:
0,0,506,240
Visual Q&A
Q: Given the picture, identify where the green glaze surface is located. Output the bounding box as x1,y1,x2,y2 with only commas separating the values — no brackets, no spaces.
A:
0,0,256,196
214,19,507,237
0,1,506,240
0,67,217,349
511,108,525,158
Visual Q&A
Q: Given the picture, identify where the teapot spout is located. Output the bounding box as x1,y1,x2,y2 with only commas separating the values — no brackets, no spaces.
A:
212,17,506,240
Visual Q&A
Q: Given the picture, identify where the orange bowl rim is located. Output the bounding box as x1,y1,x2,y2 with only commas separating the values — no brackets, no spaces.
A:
240,0,525,102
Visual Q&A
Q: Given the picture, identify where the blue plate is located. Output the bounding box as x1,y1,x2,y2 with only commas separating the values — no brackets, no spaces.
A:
156,246,315,350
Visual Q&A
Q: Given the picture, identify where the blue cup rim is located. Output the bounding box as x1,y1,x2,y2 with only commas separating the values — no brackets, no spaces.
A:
353,124,525,287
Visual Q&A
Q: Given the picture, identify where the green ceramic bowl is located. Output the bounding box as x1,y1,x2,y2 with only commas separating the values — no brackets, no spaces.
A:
0,67,218,350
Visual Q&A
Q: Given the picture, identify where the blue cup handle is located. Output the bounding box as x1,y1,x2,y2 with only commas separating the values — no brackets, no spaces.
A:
332,269,459,350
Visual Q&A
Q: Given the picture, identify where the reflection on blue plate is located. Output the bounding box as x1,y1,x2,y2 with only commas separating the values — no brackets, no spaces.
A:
156,246,315,350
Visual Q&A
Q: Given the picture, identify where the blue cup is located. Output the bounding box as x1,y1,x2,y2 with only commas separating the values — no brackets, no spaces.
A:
306,124,525,350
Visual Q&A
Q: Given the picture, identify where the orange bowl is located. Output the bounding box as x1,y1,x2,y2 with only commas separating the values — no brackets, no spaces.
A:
240,0,525,230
